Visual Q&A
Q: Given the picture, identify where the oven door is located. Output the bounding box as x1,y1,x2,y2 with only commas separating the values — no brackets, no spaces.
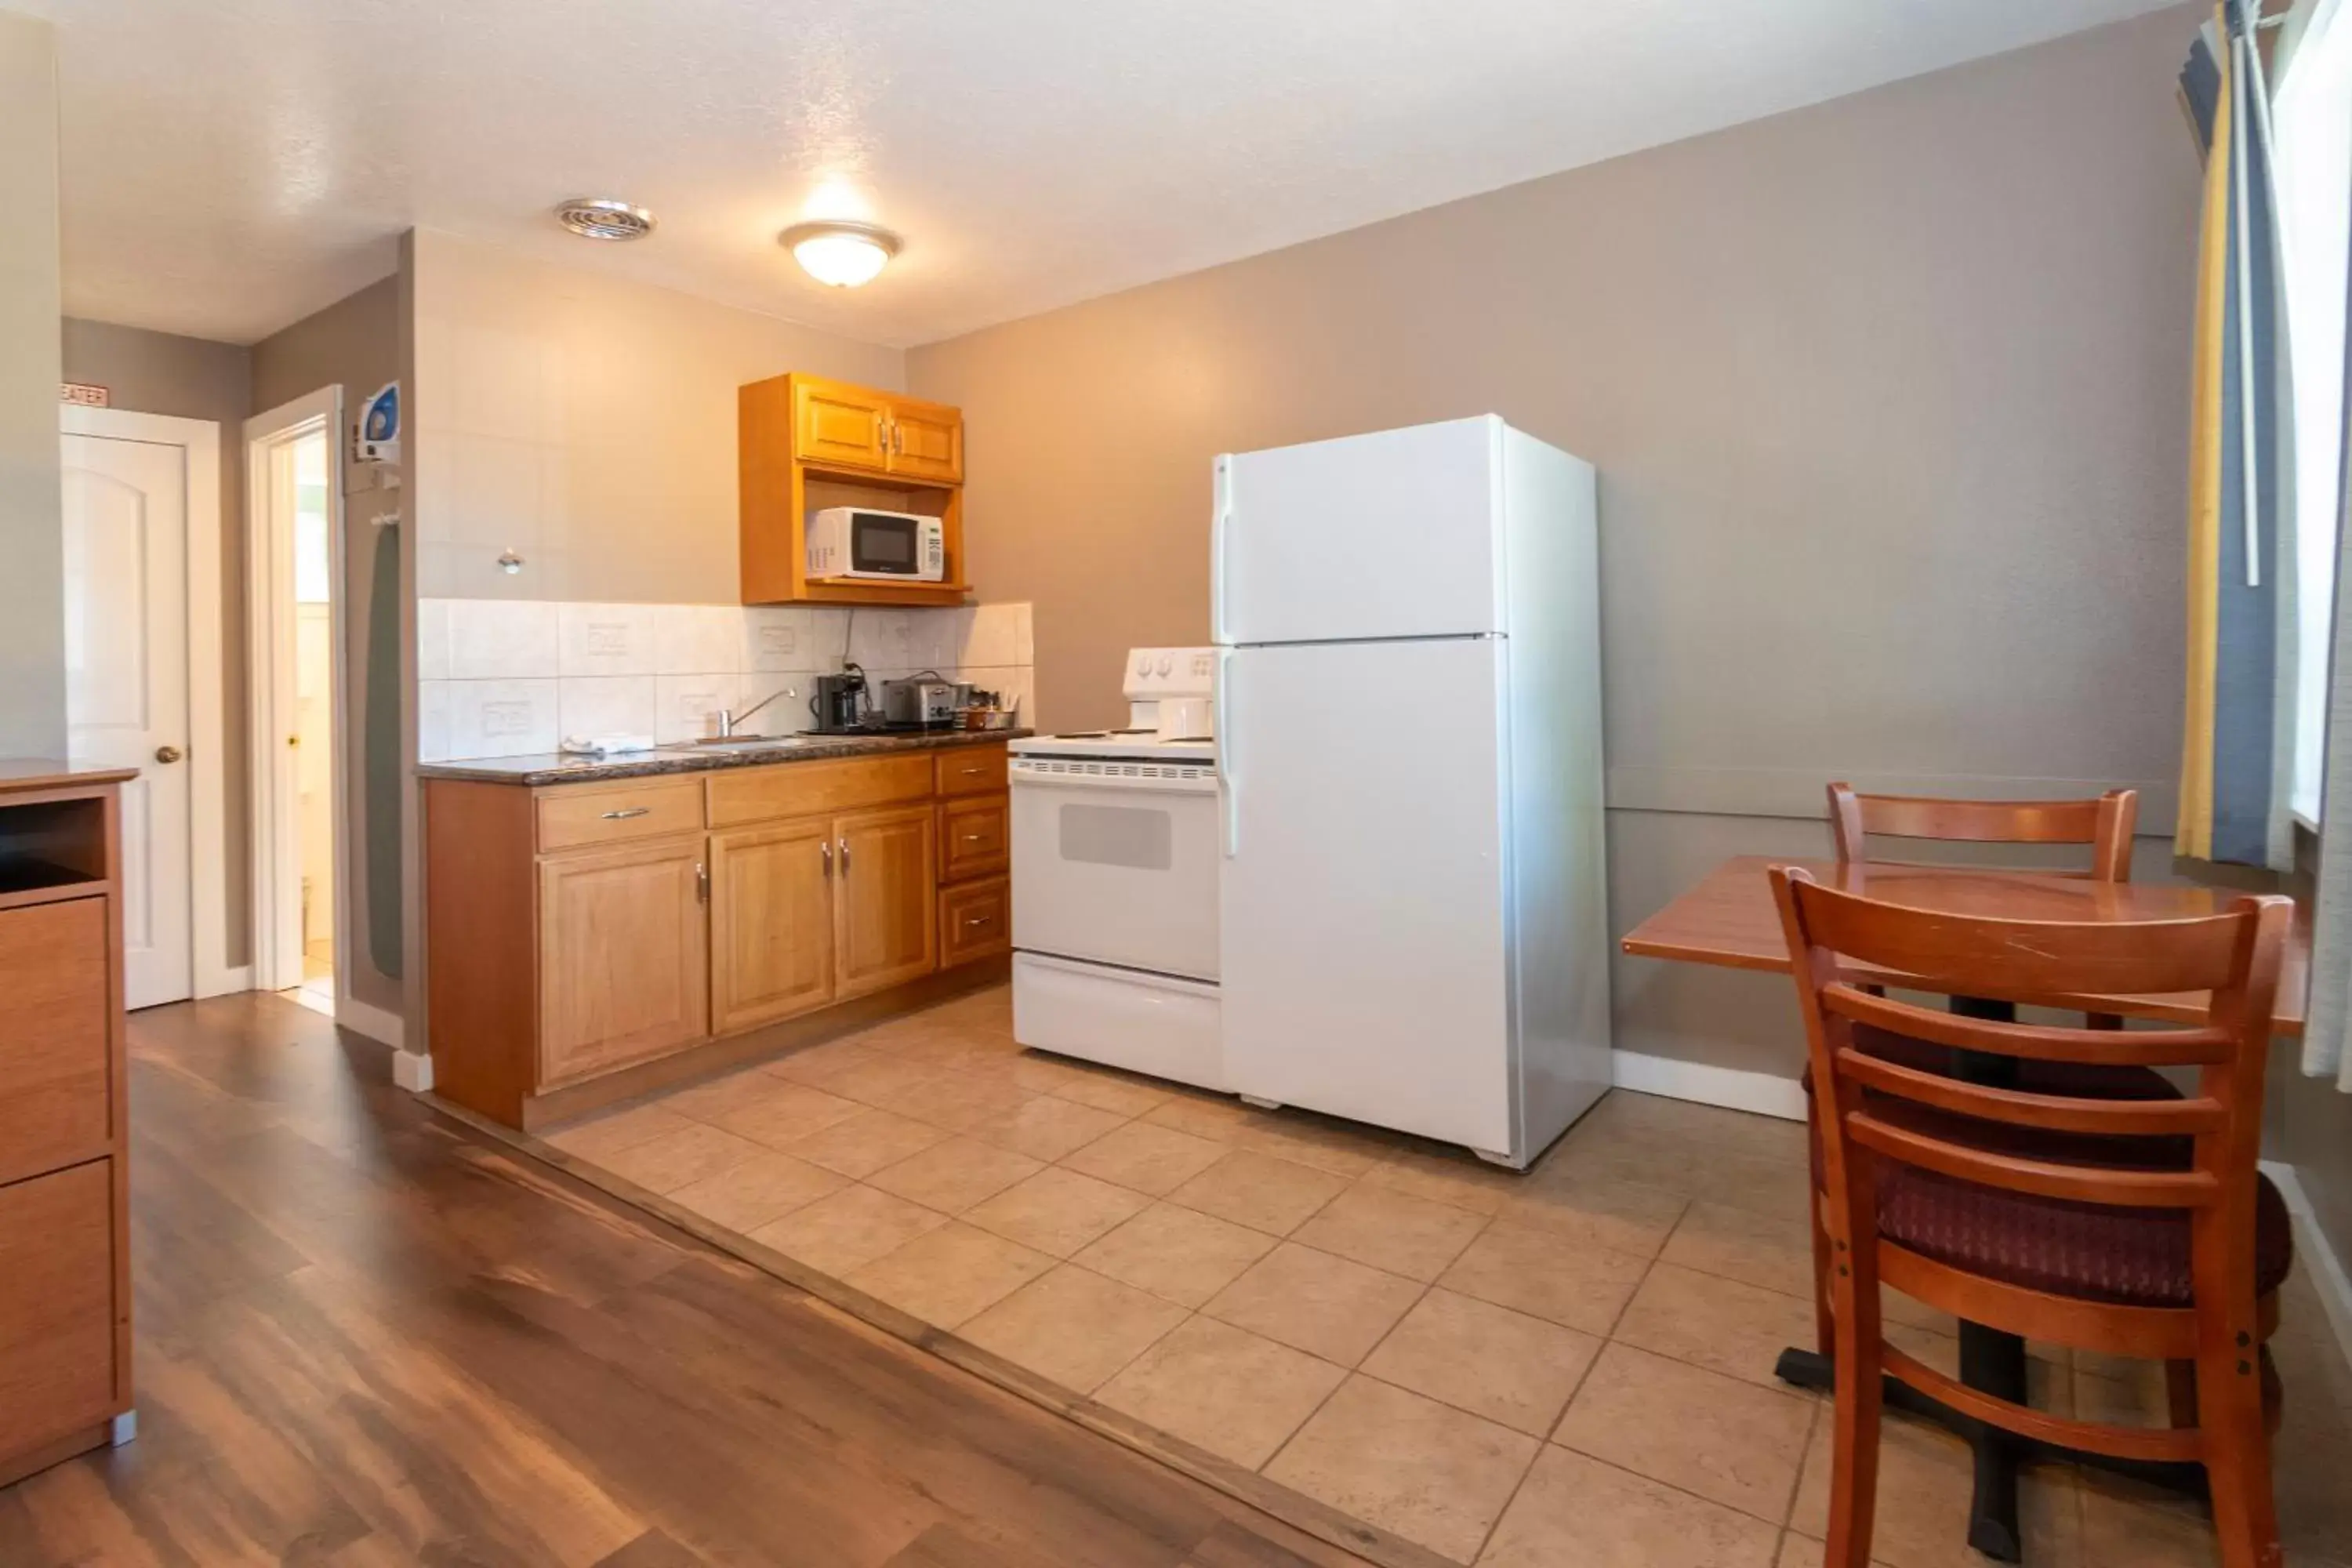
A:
1011,768,1219,981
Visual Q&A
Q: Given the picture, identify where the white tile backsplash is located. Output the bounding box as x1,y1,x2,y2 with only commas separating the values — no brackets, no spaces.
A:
655,604,742,675
557,674,659,740
655,673,741,744
416,598,451,682
446,598,558,679
559,602,660,677
450,678,560,758
419,598,1033,760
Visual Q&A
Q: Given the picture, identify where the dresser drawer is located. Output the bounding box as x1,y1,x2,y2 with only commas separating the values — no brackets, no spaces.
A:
935,745,1008,798
938,794,1009,882
535,779,705,853
939,877,1011,968
0,1160,119,1461
708,753,935,829
0,899,112,1187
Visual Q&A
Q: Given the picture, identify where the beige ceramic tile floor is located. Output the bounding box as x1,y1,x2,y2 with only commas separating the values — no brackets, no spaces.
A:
546,986,2352,1568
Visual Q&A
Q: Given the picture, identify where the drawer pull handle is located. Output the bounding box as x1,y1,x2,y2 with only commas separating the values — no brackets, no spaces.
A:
964,914,993,928
962,833,985,843
601,807,652,820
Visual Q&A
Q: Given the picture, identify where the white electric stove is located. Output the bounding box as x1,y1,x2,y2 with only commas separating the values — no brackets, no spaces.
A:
1010,648,1225,1091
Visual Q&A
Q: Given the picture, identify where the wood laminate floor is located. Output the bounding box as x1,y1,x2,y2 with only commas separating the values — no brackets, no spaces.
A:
0,991,1364,1567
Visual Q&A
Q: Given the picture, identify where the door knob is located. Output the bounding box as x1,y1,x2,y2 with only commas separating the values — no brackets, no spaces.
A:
154,745,183,764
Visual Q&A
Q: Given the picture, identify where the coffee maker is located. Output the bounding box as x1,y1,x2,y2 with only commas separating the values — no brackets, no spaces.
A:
808,666,868,733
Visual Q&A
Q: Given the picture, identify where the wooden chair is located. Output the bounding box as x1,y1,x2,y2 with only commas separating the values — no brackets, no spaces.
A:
1806,785,2155,1356
1828,782,2139,880
1772,866,2294,1568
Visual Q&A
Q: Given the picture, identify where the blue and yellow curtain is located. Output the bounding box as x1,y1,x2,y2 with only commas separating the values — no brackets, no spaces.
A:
2177,0,2299,871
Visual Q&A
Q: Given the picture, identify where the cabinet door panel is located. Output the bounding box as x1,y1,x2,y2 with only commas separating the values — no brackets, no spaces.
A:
711,818,834,1035
539,840,709,1086
833,805,937,1000
885,397,963,485
939,877,1010,968
0,1160,118,1457
938,794,1008,882
0,898,113,1185
796,379,891,473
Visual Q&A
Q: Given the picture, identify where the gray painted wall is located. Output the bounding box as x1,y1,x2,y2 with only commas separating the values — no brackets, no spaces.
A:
909,8,2203,1088
0,14,64,758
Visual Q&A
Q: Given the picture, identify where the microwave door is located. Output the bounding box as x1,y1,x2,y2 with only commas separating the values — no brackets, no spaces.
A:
852,514,918,575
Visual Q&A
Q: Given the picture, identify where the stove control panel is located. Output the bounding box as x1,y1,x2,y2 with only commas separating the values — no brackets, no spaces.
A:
1123,646,1216,700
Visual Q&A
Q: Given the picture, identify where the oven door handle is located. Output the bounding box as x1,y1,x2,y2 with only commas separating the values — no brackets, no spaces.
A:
1217,648,1237,858
1010,765,1216,797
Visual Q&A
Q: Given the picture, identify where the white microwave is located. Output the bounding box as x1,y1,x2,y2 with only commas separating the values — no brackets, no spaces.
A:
806,507,946,582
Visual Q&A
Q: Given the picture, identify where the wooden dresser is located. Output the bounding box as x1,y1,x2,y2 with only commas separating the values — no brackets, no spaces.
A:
0,763,135,1486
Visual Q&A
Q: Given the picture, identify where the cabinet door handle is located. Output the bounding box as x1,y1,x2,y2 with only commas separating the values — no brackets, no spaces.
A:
837,837,851,875
695,862,709,902
891,420,904,455
601,807,651,820
821,839,833,877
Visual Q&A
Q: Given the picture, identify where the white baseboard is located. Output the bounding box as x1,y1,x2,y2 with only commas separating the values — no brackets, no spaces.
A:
1611,1050,1806,1122
391,1047,434,1094
335,994,405,1051
2260,1160,2352,1381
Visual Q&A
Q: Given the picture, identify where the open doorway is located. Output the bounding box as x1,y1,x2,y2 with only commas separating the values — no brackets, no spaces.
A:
246,388,347,1018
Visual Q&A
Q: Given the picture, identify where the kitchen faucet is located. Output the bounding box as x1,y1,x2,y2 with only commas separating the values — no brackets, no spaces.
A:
716,685,797,738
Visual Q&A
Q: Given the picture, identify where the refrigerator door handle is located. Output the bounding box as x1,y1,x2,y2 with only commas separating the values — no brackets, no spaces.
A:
1210,456,1232,646
1217,646,1238,858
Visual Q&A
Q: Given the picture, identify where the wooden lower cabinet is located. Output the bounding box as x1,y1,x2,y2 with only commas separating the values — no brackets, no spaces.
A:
539,838,710,1086
426,744,1009,1129
833,804,938,1000
710,818,837,1034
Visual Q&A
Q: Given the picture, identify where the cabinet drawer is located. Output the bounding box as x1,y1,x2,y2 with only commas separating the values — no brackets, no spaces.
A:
938,794,1009,882
536,779,704,853
708,754,933,829
939,877,1011,968
0,1160,119,1460
0,898,113,1186
935,746,1007,798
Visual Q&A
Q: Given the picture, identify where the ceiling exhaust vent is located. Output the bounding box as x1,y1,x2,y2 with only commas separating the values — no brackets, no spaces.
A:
554,198,655,241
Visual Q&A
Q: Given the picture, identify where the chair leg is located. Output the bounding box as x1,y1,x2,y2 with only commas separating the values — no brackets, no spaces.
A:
2198,1347,2282,1568
2166,1359,2198,1428
1826,1249,1883,1568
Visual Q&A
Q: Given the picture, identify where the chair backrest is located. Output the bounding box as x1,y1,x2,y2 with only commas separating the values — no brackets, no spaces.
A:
1827,783,2139,882
1769,866,2288,1246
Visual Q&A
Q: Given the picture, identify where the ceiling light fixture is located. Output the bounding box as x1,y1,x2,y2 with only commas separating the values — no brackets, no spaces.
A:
779,220,899,288
555,198,656,240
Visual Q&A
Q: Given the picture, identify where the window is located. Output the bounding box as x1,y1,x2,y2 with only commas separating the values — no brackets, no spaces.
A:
2280,0,2352,825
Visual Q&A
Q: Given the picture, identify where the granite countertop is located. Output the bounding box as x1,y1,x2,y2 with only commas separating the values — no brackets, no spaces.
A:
416,728,1033,787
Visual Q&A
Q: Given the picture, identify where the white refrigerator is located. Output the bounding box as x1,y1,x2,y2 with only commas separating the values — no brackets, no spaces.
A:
1212,416,1610,1168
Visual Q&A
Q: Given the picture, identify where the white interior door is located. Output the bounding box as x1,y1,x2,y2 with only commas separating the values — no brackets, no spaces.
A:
63,432,194,1008
1218,636,1514,1152
1215,416,1504,645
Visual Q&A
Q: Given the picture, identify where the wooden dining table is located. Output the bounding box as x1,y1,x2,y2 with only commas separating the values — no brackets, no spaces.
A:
1619,854,2310,1564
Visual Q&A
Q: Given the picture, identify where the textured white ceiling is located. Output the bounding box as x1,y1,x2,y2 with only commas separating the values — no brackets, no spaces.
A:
27,0,2180,348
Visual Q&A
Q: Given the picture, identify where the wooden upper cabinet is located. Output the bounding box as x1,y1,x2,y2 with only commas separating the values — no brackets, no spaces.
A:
538,839,710,1087
794,377,893,474
884,394,964,485
833,804,938,1001
710,818,836,1035
741,372,968,606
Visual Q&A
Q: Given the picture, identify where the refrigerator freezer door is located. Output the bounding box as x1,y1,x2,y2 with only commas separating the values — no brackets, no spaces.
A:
1217,416,1504,646
1218,637,1513,1152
